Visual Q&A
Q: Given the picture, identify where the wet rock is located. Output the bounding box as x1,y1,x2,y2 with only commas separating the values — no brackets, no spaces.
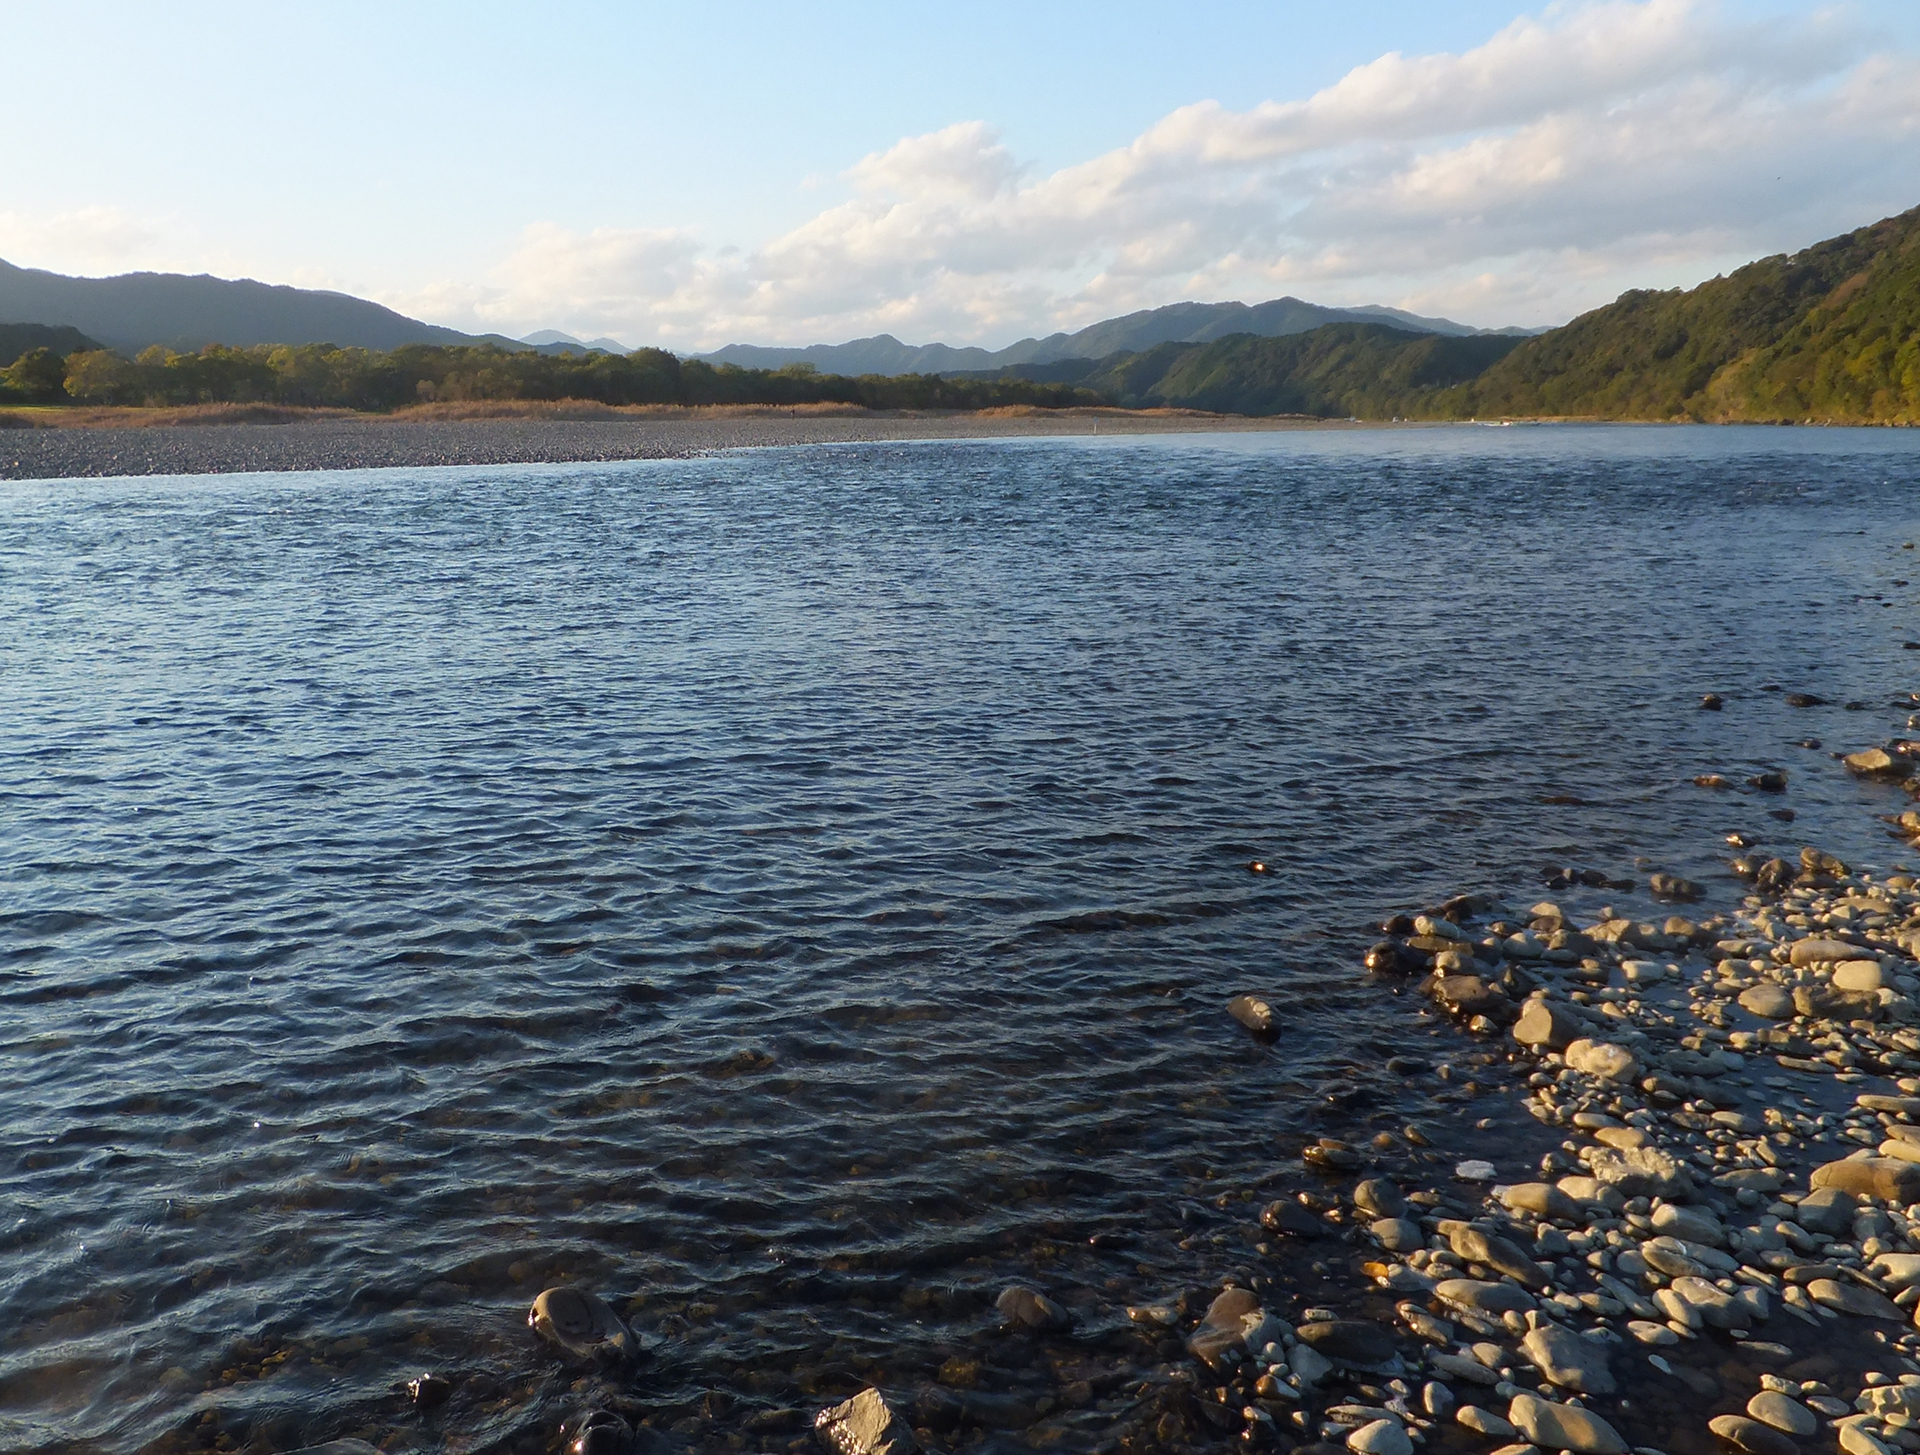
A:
1709,1415,1798,1455
1749,771,1789,793
1261,1198,1327,1238
287,1445,382,1455
1228,994,1278,1036
1296,1319,1396,1366
1189,1287,1262,1368
1290,1342,1334,1386
1435,1279,1534,1315
1498,1182,1580,1222
1513,998,1583,1051
1507,1393,1626,1455
995,1285,1072,1333
1353,1178,1405,1218
1842,1427,1894,1455
1520,1323,1614,1394
1651,1203,1725,1246
1366,942,1422,975
1806,1277,1901,1319
1786,692,1826,708
1448,1226,1549,1288
1811,1156,1920,1202
1347,1418,1413,1455
529,1287,634,1363
1830,959,1887,992
571,1411,637,1455
1371,1217,1423,1252
1587,1144,1692,1200
408,1372,453,1410
1793,984,1882,1020
1649,872,1703,902
1739,984,1795,1020
1563,1039,1638,1081
816,1389,919,1455
1846,748,1912,777
1432,975,1510,1020
1788,937,1859,967
1458,1406,1516,1438
1701,694,1724,710
1795,1187,1857,1233
1745,1393,1817,1437
1305,1139,1363,1172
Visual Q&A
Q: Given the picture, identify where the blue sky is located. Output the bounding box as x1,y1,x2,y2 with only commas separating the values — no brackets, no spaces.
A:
4,1,1918,348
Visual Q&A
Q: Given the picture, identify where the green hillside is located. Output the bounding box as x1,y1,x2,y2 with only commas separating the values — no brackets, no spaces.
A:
1075,324,1519,416
1429,204,1920,422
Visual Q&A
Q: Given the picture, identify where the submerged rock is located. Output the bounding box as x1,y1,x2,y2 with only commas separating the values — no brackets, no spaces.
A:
1520,1323,1614,1394
570,1411,637,1455
1227,994,1278,1035
1295,1318,1396,1366
816,1389,919,1455
994,1284,1072,1332
529,1287,634,1363
1507,1393,1626,1454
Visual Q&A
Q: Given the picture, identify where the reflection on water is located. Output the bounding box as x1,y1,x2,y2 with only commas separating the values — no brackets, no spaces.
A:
2,426,1918,1452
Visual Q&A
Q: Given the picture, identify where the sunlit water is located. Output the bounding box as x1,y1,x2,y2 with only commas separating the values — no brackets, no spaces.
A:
4,425,1920,1453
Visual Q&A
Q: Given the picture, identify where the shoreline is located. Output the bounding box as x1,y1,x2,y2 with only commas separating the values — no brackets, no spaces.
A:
1102,752,1920,1455
0,408,1387,482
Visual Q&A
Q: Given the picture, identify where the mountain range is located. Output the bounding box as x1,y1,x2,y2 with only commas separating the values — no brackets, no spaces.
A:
971,202,1920,424
699,298,1541,376
0,254,1538,372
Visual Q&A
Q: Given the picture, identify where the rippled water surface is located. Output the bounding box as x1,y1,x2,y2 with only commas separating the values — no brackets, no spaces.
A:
5,425,1920,1453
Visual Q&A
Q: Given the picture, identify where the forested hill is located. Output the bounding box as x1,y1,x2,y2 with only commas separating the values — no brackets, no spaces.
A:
1431,204,1920,422
981,325,1521,417
961,205,1920,424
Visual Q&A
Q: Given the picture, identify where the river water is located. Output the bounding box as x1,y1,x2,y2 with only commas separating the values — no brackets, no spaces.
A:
3,425,1920,1454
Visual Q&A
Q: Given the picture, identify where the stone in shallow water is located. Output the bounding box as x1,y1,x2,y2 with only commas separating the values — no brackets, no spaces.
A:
1708,1414,1798,1455
1745,1392,1817,1437
287,1445,382,1455
1739,984,1795,1020
995,1284,1072,1332
1506,1393,1626,1454
1498,1182,1580,1222
1520,1323,1615,1394
1347,1418,1413,1455
1262,1198,1327,1238
1812,1157,1920,1203
1807,1278,1901,1320
1564,1039,1638,1080
1296,1318,1396,1366
1354,1177,1405,1217
816,1389,918,1455
528,1286,633,1362
1228,994,1277,1035
1435,1278,1534,1315
1514,998,1583,1050
1372,1217,1423,1252
1449,1225,1550,1288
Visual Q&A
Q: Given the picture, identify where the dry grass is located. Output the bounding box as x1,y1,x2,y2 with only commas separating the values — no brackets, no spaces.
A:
0,409,50,429
25,403,360,429
389,398,880,422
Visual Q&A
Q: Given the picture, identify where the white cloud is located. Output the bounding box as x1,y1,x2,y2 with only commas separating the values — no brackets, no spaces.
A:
0,206,161,275
409,0,1920,347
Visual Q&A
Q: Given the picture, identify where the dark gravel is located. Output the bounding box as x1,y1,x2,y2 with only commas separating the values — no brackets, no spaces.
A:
0,411,1336,480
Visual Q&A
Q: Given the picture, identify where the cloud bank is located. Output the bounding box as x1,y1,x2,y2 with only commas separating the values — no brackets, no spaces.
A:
10,1,1916,351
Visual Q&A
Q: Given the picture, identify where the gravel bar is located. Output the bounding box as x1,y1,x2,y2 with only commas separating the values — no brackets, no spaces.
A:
0,411,1354,481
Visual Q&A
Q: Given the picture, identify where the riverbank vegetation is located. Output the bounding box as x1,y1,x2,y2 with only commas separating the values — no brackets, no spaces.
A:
5,205,1916,424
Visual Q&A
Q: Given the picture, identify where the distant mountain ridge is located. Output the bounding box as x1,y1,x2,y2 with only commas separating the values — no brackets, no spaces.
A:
699,297,1543,376
0,258,525,354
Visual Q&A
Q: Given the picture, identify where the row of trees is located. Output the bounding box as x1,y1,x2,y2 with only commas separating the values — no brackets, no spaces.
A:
0,341,1108,413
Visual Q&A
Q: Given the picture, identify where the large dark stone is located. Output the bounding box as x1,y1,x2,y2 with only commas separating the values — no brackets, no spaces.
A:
1295,1318,1395,1366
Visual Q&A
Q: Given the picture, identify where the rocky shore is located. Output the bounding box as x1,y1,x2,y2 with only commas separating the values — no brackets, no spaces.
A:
0,410,1352,481
285,736,1920,1455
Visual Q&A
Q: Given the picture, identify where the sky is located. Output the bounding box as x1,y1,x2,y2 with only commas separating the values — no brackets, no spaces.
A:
3,0,1918,351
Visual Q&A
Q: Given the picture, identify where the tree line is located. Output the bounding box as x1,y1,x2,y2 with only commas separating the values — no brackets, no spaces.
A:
0,341,1108,412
